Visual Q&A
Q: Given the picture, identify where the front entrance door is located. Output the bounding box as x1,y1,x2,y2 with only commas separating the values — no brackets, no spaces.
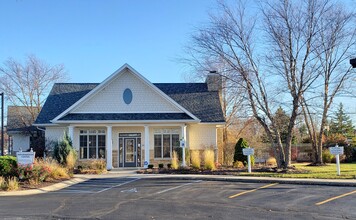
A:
124,138,136,167
118,133,141,167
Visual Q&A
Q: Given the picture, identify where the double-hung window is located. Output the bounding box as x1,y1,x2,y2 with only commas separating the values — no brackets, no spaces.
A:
154,129,180,159
79,129,106,159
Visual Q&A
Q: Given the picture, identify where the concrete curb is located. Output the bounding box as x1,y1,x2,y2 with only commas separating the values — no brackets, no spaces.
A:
136,174,356,187
0,177,89,197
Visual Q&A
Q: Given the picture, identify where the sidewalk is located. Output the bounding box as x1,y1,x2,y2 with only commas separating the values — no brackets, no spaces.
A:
1,171,355,196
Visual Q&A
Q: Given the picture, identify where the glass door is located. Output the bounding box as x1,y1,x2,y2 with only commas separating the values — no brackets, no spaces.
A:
124,138,136,167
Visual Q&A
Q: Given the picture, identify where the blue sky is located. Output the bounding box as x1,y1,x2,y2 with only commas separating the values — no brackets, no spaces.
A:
1,0,355,122
0,0,215,83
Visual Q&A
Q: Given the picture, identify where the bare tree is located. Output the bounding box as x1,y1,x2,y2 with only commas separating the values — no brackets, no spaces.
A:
183,59,248,165
0,55,68,154
185,0,351,168
300,3,356,164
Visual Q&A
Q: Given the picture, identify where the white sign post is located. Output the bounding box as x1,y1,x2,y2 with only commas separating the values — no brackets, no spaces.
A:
329,144,344,176
242,147,254,173
180,139,186,167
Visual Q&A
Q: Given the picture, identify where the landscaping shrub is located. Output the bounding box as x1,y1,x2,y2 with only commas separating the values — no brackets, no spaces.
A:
158,163,164,169
171,151,179,169
204,149,215,171
147,164,154,169
322,149,334,163
17,160,52,185
233,161,244,168
6,177,19,191
77,159,107,174
175,147,190,165
234,138,255,166
266,157,277,166
190,150,201,169
344,145,356,163
0,177,6,190
53,132,76,166
185,148,190,166
65,150,77,171
0,156,17,177
0,177,19,191
167,163,172,169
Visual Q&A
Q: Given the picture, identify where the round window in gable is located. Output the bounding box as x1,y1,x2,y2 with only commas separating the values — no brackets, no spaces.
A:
123,88,133,104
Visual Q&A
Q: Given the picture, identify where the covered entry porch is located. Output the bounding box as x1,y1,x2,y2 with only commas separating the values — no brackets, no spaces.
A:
67,123,187,170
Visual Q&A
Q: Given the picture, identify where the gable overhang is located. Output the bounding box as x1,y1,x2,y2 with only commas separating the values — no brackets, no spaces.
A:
51,64,200,123
53,119,199,124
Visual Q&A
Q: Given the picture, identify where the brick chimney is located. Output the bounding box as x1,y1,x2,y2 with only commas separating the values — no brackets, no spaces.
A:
205,71,222,92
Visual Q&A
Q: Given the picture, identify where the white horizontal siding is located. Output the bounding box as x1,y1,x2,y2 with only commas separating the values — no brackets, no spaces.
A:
187,124,217,150
12,134,30,152
72,69,181,113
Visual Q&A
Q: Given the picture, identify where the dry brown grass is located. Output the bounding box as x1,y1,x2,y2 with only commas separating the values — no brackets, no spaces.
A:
191,150,201,169
41,159,70,181
77,159,107,174
204,149,216,171
66,150,77,171
171,151,179,169
0,177,19,191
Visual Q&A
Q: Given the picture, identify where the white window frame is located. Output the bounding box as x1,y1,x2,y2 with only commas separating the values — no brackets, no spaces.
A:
154,129,180,159
79,129,106,159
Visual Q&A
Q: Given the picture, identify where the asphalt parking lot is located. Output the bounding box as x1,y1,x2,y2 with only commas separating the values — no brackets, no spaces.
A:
0,177,355,219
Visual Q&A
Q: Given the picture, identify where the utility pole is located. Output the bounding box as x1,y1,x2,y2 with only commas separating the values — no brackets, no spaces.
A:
1,92,3,156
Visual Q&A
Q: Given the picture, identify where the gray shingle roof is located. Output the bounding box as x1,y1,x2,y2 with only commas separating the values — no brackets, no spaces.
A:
7,106,40,132
35,82,225,124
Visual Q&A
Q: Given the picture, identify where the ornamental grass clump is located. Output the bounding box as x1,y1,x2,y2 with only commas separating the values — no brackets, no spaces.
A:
6,177,19,191
171,151,179,169
77,159,107,174
190,150,201,169
0,176,6,190
204,149,216,171
0,177,19,191
65,150,77,172
39,158,70,181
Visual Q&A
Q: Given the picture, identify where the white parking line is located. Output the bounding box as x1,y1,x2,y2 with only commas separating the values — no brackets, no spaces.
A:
156,180,202,194
95,178,141,194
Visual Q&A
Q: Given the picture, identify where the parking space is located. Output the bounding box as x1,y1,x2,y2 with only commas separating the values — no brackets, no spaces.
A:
1,177,356,219
49,177,140,194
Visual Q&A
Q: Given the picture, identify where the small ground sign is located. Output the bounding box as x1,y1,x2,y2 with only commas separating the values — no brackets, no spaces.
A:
16,151,36,166
243,148,254,156
329,147,344,155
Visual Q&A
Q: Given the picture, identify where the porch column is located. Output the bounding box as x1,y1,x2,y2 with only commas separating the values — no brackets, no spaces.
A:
106,125,113,170
215,127,218,163
68,125,74,141
181,125,187,167
144,125,150,168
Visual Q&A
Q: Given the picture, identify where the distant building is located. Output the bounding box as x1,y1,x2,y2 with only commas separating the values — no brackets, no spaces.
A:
6,106,44,155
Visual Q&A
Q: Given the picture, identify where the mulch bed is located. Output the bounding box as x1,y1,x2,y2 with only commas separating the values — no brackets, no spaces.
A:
17,178,71,191
137,166,309,175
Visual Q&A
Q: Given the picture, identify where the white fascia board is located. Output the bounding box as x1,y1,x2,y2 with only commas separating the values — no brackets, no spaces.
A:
52,119,200,124
198,122,226,128
71,110,182,114
68,123,188,127
32,123,59,127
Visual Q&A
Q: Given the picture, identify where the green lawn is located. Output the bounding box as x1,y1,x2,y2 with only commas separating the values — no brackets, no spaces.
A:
240,163,356,179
